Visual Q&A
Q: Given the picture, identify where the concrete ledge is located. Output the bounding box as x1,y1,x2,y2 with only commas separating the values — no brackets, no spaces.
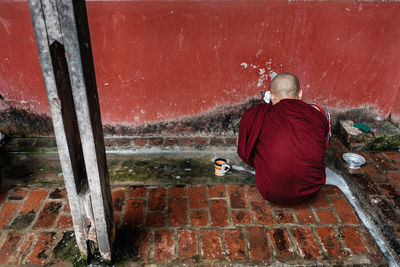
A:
339,120,400,151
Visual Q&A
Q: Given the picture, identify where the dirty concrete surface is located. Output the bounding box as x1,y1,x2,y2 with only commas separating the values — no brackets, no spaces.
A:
0,151,254,187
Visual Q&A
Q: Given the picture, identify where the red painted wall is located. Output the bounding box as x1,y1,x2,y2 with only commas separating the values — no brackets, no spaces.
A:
1,0,400,125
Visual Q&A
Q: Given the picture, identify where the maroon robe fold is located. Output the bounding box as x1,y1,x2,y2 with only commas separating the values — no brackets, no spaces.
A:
238,99,329,205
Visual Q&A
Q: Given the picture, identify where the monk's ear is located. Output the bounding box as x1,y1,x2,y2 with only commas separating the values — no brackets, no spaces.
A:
297,89,303,100
270,92,276,105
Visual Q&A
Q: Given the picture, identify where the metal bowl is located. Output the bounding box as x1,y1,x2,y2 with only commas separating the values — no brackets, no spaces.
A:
342,153,366,169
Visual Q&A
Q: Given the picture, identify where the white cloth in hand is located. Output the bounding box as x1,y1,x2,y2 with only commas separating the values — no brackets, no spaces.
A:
263,91,271,103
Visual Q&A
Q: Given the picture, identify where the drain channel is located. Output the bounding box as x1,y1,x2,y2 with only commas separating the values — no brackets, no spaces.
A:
326,167,398,267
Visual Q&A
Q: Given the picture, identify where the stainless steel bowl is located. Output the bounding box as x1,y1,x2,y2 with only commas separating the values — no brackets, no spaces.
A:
342,153,366,169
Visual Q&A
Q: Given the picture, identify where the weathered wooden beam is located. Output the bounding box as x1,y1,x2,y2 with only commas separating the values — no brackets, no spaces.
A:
27,0,114,260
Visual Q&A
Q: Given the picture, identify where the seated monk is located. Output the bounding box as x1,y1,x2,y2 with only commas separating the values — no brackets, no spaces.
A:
237,73,331,205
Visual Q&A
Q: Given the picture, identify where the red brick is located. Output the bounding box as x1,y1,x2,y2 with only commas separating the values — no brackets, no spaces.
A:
330,197,358,224
0,202,20,229
274,210,295,224
200,230,223,259
190,211,208,226
149,138,163,146
128,186,146,198
195,138,208,145
388,171,400,189
351,173,380,195
384,152,400,162
271,202,292,210
250,198,275,225
331,138,347,152
33,202,62,229
136,230,151,262
324,185,344,196
178,230,197,260
124,200,145,226
27,232,56,264
232,210,252,225
168,186,186,197
163,138,177,146
210,199,228,226
177,138,195,146
370,153,397,170
247,185,261,198
188,186,207,209
20,189,48,213
148,188,166,211
310,189,330,208
145,212,165,227
293,204,315,224
56,215,73,229
153,230,174,261
210,137,224,145
112,189,125,212
168,198,187,226
316,209,338,224
363,164,389,183
357,227,383,256
246,226,270,261
340,226,367,255
269,228,292,259
8,188,28,200
292,227,321,259
0,190,7,206
225,137,237,145
223,229,246,260
15,233,35,265
0,232,23,263
372,197,399,223
378,184,400,209
229,185,248,209
134,138,147,146
208,184,225,198
64,201,70,212
114,213,121,226
48,188,67,199
316,227,345,258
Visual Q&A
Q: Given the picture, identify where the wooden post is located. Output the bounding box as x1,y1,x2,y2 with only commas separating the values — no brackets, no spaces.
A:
27,0,114,260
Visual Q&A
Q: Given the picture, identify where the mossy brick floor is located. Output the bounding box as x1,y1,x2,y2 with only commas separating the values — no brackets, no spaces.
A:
333,138,400,260
1,137,399,265
0,183,386,266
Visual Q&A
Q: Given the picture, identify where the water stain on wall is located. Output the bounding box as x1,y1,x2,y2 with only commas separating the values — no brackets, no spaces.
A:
0,107,53,137
103,98,261,136
0,95,380,138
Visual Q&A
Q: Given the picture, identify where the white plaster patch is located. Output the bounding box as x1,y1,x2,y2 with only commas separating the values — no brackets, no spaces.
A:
257,78,264,87
0,17,11,35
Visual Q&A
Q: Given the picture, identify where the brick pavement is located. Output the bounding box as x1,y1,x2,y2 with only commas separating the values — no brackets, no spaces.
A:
0,183,386,265
333,138,400,259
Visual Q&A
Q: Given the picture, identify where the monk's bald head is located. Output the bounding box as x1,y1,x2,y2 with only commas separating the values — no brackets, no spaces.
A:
270,73,300,99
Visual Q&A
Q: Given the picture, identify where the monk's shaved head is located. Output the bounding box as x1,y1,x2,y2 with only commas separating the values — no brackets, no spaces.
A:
270,73,300,98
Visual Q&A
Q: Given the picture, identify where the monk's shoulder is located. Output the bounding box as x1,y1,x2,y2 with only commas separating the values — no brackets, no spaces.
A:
242,102,270,119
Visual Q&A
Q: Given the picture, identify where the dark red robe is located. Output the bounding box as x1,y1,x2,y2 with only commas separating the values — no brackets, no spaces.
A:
238,99,329,205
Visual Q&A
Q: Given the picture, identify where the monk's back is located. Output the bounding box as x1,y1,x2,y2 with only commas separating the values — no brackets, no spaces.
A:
254,99,329,205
